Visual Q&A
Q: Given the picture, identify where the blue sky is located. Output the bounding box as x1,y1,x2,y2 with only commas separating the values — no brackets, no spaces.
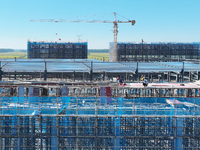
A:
0,0,200,49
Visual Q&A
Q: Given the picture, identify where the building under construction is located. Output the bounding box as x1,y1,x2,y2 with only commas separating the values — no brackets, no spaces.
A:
109,42,200,62
1,59,200,149
1,81,200,149
27,41,88,59
1,59,200,83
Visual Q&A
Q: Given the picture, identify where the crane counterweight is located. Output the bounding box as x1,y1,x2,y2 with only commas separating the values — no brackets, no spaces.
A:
132,20,136,25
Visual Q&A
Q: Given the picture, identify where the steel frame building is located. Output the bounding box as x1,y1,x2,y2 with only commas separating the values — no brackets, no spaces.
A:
1,59,200,83
27,41,88,59
109,42,200,62
1,82,200,149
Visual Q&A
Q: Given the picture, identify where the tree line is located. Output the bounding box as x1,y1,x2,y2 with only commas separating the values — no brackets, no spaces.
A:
0,49,14,53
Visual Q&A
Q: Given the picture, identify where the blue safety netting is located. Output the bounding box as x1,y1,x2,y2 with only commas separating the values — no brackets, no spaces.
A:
0,96,200,116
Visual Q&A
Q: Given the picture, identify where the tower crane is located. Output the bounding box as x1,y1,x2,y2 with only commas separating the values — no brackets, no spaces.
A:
30,12,135,62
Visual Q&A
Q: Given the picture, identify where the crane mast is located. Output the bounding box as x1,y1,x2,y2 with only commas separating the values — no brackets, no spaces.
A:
30,12,135,62
113,12,118,62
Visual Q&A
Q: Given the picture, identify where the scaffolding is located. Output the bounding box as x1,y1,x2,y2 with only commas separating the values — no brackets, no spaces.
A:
0,84,200,149
109,42,200,62
27,41,88,59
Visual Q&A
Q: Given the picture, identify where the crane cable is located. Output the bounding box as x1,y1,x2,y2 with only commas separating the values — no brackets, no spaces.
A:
63,13,113,20
115,13,131,21
61,13,130,21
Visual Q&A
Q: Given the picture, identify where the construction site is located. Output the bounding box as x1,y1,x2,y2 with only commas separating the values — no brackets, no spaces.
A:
0,58,200,149
1,80,200,149
0,12,200,150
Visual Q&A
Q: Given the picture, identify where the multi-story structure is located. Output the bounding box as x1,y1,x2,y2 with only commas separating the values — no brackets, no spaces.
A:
27,41,88,59
1,82,200,149
109,42,200,62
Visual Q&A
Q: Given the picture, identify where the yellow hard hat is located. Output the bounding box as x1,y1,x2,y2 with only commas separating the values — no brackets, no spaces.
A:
141,78,144,81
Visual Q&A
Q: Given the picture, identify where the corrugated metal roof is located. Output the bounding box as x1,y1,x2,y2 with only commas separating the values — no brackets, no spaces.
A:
1,59,200,73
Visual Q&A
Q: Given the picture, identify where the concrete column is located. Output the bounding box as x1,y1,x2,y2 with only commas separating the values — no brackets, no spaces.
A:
176,74,179,82
135,62,138,81
181,62,184,82
198,71,200,80
90,61,93,82
158,75,161,82
102,71,105,81
161,74,163,82
168,71,171,82
44,62,47,81
73,71,75,82
14,71,17,80
189,71,191,82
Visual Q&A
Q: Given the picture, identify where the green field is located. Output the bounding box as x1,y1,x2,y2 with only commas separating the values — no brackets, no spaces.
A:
88,53,109,61
0,52,27,59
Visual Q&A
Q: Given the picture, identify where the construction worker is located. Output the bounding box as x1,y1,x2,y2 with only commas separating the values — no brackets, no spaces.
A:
117,77,123,85
141,78,148,87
